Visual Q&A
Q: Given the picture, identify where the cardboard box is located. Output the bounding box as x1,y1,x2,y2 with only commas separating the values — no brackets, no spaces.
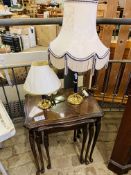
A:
35,25,57,47
21,35,30,50
10,26,36,50
28,26,36,47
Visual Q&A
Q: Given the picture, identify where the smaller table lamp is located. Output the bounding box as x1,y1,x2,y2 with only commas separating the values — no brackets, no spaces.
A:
23,61,61,109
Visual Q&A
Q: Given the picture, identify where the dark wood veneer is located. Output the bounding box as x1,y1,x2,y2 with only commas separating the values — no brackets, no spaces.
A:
24,89,103,175
108,80,131,174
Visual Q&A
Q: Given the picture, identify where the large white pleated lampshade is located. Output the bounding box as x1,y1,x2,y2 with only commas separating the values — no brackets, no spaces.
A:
48,0,110,73
23,61,61,96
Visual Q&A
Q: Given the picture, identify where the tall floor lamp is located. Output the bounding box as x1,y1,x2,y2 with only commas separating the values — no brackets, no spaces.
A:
48,0,110,104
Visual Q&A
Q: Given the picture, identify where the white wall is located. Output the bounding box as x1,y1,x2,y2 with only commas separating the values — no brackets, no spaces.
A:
0,51,48,67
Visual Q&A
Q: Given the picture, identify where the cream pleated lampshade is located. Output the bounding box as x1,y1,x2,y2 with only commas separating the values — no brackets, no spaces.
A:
23,61,61,95
49,0,110,73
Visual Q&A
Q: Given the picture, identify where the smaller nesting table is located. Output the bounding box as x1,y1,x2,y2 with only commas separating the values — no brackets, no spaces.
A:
24,89,103,175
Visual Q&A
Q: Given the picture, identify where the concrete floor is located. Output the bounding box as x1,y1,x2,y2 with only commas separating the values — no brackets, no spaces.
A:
0,112,131,175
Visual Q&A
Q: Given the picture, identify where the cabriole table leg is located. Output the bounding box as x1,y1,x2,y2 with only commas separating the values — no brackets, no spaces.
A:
85,123,94,164
73,130,77,142
44,132,51,169
80,125,88,164
29,130,41,175
35,131,45,173
89,118,101,162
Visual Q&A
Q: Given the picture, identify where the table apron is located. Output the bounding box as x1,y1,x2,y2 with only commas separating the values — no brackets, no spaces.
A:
36,117,100,132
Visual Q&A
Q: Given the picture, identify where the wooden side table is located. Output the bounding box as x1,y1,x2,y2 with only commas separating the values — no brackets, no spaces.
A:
24,89,103,175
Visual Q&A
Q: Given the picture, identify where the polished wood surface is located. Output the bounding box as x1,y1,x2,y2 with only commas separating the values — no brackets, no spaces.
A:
24,89,103,175
108,80,131,174
25,89,103,129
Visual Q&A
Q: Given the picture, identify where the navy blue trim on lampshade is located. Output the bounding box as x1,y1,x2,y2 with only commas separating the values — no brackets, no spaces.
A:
3,0,11,7
48,47,110,61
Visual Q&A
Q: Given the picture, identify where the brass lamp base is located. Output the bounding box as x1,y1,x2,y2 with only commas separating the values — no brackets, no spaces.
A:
67,93,83,105
38,99,52,110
